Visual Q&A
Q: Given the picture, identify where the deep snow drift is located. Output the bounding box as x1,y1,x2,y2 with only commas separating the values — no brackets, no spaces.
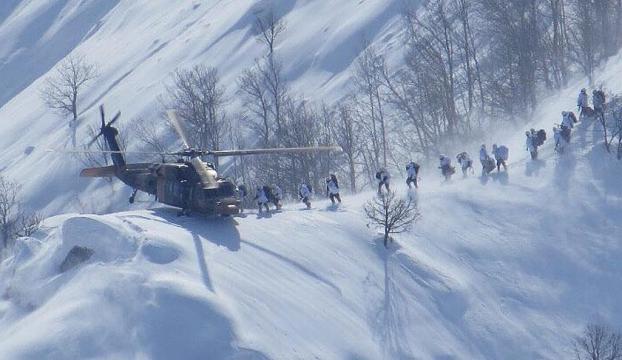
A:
1,1,621,359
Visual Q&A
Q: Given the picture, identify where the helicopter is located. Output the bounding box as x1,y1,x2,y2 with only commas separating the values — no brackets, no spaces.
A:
64,105,341,217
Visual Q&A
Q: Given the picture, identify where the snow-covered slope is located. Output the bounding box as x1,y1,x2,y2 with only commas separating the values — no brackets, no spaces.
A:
1,90,621,358
0,0,405,215
1,1,622,359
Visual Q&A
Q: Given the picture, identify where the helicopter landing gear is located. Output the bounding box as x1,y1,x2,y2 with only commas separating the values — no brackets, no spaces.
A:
177,208,191,217
129,189,138,204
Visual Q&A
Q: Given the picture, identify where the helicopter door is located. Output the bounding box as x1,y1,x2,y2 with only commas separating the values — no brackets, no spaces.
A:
157,178,187,208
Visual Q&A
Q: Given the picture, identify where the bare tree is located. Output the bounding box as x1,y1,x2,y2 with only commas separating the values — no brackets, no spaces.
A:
239,64,272,146
568,0,598,85
0,176,19,249
238,56,290,186
14,212,43,238
574,323,622,360
0,176,41,250
40,54,98,124
332,102,360,192
130,116,171,162
255,9,286,56
167,65,230,154
353,46,390,170
365,192,420,248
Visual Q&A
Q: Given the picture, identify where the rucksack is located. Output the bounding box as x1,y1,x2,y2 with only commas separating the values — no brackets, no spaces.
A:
263,185,273,199
375,171,382,180
406,162,419,172
498,146,509,161
597,90,606,103
570,112,578,123
536,129,546,146
484,158,496,174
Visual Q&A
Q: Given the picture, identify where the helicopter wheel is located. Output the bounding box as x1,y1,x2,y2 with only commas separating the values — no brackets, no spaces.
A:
129,189,138,204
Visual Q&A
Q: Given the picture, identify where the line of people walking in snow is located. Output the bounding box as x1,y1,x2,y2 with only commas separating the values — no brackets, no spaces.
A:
238,174,343,214
239,87,605,213
547,88,605,154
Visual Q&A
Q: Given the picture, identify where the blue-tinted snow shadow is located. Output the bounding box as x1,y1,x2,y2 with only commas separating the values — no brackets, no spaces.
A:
586,145,622,199
553,150,577,195
240,239,341,295
149,208,241,293
150,208,241,252
136,286,270,360
373,243,415,359
525,159,546,177
0,0,121,107
197,0,297,59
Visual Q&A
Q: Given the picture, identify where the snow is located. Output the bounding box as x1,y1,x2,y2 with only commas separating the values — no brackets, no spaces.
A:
0,1,621,359
0,0,405,216
1,107,621,358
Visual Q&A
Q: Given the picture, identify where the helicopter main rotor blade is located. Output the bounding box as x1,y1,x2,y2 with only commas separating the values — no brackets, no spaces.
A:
166,110,191,150
108,111,121,127
100,105,106,128
208,146,343,157
89,105,112,147
87,132,104,147
46,148,173,155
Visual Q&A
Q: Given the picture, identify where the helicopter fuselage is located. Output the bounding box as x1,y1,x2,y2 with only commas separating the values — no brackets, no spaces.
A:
82,162,241,216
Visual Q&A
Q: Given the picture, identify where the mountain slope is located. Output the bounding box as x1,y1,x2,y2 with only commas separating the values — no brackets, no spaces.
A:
1,94,620,358
0,0,404,215
1,1,622,359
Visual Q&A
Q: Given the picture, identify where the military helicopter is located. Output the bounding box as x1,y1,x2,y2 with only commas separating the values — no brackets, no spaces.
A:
65,105,340,216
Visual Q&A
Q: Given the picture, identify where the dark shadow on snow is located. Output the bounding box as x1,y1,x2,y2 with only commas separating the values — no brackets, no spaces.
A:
553,149,577,195
137,286,270,360
0,0,121,107
240,240,341,295
148,208,242,293
524,159,546,177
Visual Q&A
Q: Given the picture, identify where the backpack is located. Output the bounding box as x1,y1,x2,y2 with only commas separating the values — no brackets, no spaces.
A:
597,90,606,103
570,112,578,123
375,171,382,180
263,185,273,199
498,146,509,161
484,158,496,173
536,129,546,146
443,166,456,176
406,162,419,172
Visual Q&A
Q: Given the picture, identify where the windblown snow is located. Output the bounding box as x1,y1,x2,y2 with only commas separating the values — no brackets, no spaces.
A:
0,1,621,359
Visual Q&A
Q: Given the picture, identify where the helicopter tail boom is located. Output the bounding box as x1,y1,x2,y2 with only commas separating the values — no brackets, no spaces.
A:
80,165,118,178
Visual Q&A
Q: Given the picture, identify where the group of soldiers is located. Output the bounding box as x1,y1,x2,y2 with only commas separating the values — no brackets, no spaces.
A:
239,143,513,213
433,144,509,182
238,88,607,213
546,88,605,154
238,174,342,214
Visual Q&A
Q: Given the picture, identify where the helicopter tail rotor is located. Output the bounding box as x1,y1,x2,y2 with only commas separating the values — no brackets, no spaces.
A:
88,105,121,147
